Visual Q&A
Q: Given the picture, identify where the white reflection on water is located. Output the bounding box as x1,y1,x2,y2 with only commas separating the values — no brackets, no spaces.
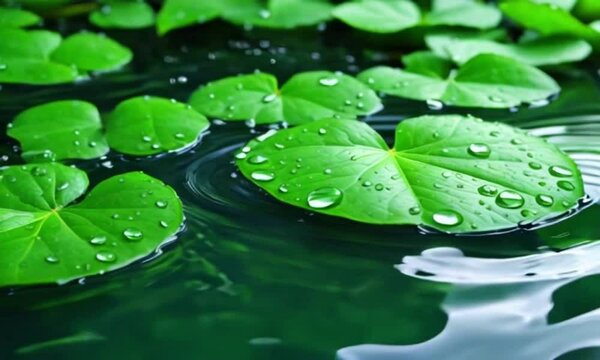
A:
337,243,600,360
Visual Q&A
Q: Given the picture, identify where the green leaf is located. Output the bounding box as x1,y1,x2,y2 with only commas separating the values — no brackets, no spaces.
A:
533,0,576,10
189,71,382,125
157,0,221,35
574,0,600,21
222,0,334,29
236,116,584,233
425,0,502,29
0,29,61,59
0,7,41,28
7,100,109,162
0,163,184,287
500,0,600,43
332,0,421,33
90,1,155,29
358,53,560,108
50,32,133,72
105,96,210,156
426,33,592,66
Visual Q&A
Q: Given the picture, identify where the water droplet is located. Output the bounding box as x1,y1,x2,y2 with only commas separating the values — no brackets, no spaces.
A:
123,228,143,241
235,152,247,160
251,171,275,182
45,255,60,264
520,209,534,217
489,130,500,137
488,95,505,103
307,187,343,209
495,191,524,209
426,99,443,110
318,128,327,135
174,133,185,139
557,180,575,191
248,155,268,164
155,200,168,208
549,165,573,178
323,168,332,175
319,77,339,87
159,220,168,228
510,139,523,145
374,183,384,191
262,93,277,103
96,251,116,263
90,235,107,245
258,9,271,19
362,181,372,187
409,206,421,215
278,184,288,193
432,210,463,226
57,182,70,191
31,166,47,176
535,194,554,207
467,143,491,158
528,162,542,170
142,135,152,142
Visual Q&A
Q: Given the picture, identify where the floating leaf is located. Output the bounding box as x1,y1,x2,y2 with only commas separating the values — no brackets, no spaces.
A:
157,0,221,35
90,0,156,29
425,0,501,29
0,163,183,287
51,32,133,71
7,100,109,162
426,33,592,66
223,0,334,29
332,0,421,33
0,7,41,28
105,96,210,155
236,116,584,233
189,71,381,124
533,0,577,10
358,53,560,109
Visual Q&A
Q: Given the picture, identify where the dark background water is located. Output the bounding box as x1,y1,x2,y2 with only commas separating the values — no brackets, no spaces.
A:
1,18,600,360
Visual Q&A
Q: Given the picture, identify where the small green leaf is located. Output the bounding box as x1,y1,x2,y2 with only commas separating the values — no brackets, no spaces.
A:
105,96,210,156
7,100,109,162
189,71,381,125
90,1,156,29
223,0,334,29
358,53,560,108
0,163,183,287
332,0,421,33
50,32,133,71
0,7,41,28
0,28,61,59
157,0,221,35
426,33,592,66
425,0,502,29
236,116,584,233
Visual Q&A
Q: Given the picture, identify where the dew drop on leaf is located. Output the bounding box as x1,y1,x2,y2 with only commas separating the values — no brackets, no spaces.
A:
432,210,463,226
307,187,343,209
251,170,275,182
90,235,107,245
318,77,339,87
123,228,143,241
155,200,168,208
45,255,60,264
96,251,116,263
528,162,542,170
557,180,575,191
262,94,277,103
409,206,421,215
248,155,268,164
495,190,525,209
535,194,554,207
478,185,498,197
549,165,573,178
467,143,491,158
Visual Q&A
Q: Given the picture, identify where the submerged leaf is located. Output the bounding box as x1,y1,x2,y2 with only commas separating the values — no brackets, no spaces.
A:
50,32,133,71
106,96,210,155
189,71,381,124
0,163,183,287
332,0,421,33
90,1,156,29
358,53,560,108
8,100,109,162
236,116,584,233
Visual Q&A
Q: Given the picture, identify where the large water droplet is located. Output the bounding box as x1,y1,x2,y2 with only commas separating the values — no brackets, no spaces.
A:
432,210,463,226
90,235,107,245
535,194,554,207
45,255,60,264
262,93,277,103
319,77,339,87
409,206,421,215
467,143,491,158
557,180,575,191
248,155,268,164
155,200,168,208
528,162,542,170
495,191,525,209
96,251,116,263
307,187,343,209
123,228,143,241
478,185,498,197
251,170,275,182
549,165,573,178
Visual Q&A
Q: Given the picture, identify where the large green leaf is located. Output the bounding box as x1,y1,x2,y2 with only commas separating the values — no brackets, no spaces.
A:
425,0,501,29
157,0,221,35
0,29,61,59
332,0,421,33
222,0,334,29
7,100,109,162
50,32,133,71
0,7,41,28
189,71,382,125
236,116,584,233
0,163,183,287
105,96,210,156
90,0,156,29
358,53,560,108
426,33,592,65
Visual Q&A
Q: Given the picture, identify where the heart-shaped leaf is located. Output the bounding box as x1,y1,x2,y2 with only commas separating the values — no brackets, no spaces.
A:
236,115,584,233
0,7,41,28
157,0,221,35
7,100,109,162
50,32,133,71
332,0,421,33
106,96,210,155
189,71,382,125
0,163,183,287
426,33,592,66
425,0,501,29
358,53,560,108
90,0,156,29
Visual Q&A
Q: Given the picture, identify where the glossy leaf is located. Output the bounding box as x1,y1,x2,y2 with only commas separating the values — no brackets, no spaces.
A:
105,96,210,156
426,34,592,66
51,32,133,71
425,0,501,29
90,1,155,29
223,0,334,29
332,0,421,33
189,71,381,124
0,29,61,59
236,116,584,233
533,0,576,10
0,163,183,287
8,100,109,162
358,53,560,109
157,0,221,35
0,7,41,28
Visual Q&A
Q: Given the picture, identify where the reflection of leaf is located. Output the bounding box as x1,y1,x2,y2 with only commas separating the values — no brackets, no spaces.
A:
538,205,600,249
236,115,584,233
358,53,560,108
0,163,183,287
89,1,155,29
189,71,381,124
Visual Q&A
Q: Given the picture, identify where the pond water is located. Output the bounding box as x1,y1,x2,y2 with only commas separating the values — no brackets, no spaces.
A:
1,20,600,360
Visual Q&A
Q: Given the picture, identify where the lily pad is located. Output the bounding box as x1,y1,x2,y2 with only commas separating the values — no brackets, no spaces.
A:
7,100,109,162
90,1,156,29
189,71,381,125
358,53,560,109
157,0,221,35
50,32,133,71
426,33,592,66
332,0,421,33
0,163,183,287
0,7,41,28
236,116,584,233
425,0,501,29
105,96,210,156
222,0,334,29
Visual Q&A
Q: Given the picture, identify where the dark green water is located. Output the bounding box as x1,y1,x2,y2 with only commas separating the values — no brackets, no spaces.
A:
1,20,600,360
